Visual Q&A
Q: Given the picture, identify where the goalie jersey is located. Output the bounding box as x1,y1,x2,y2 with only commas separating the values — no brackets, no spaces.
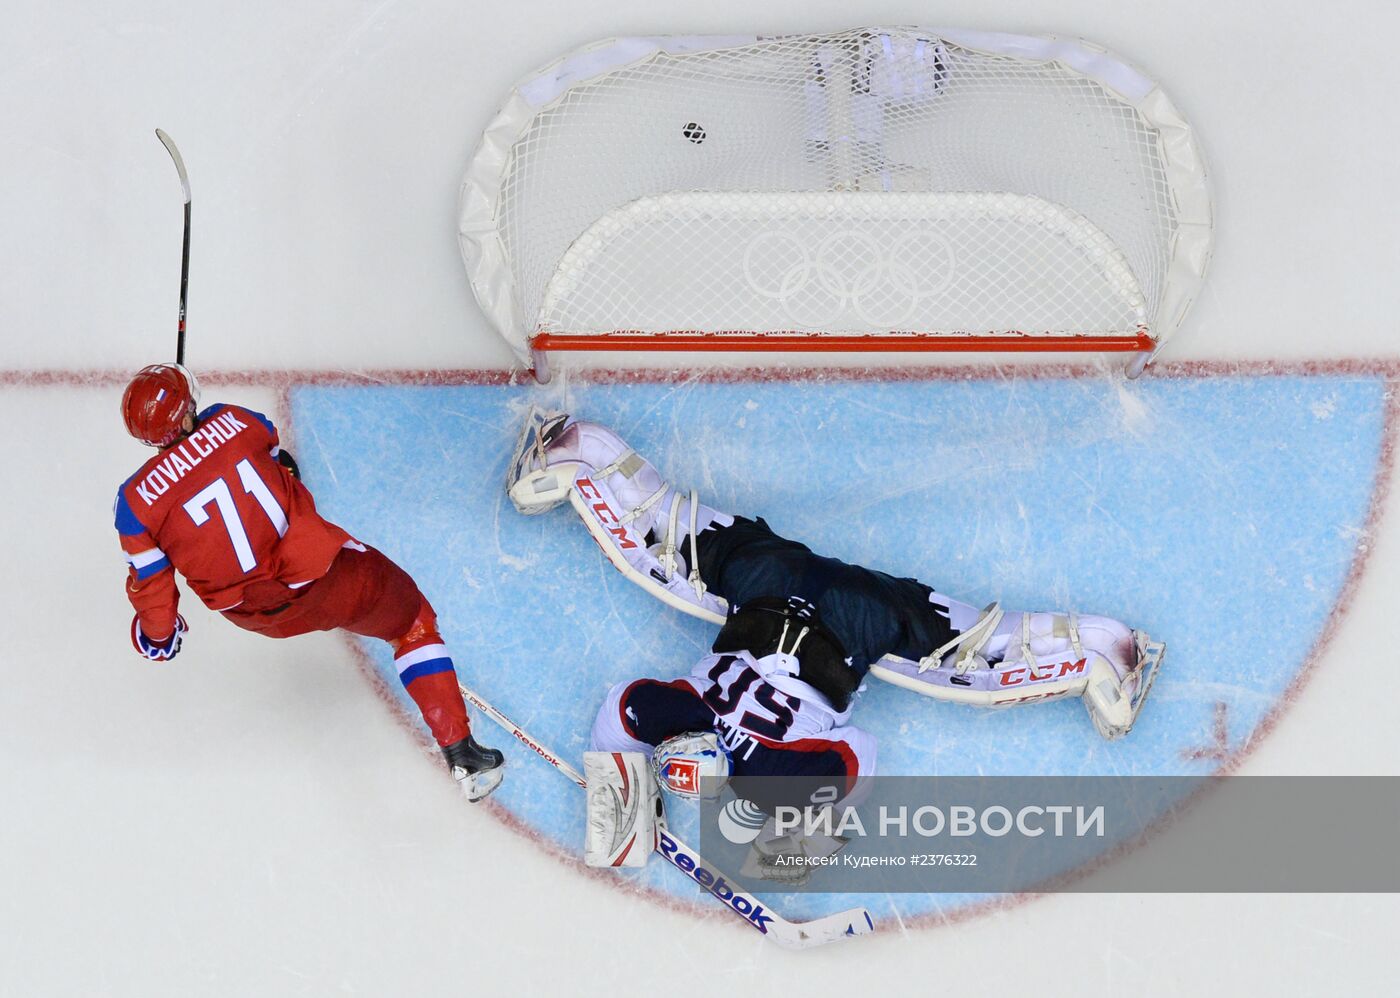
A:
592,649,877,809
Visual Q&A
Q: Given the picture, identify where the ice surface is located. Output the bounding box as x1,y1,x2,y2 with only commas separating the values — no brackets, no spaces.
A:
295,373,1387,925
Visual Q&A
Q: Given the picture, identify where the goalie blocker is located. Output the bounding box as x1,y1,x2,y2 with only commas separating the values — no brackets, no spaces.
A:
586,734,734,867
585,751,663,868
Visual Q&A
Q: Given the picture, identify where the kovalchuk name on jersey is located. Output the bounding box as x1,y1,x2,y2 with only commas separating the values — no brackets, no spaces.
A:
114,403,351,642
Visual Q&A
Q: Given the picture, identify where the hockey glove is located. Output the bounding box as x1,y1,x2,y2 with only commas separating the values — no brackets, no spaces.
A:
131,614,187,661
276,449,301,480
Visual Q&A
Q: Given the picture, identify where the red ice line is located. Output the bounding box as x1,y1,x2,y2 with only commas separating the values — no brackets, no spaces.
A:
4,354,1400,388
32,357,1398,937
1182,702,1232,762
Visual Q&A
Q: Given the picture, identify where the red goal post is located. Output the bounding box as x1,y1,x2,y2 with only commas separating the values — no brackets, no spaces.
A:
459,28,1213,382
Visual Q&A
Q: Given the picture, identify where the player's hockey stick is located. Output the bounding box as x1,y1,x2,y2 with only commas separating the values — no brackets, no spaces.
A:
458,683,875,949
154,129,192,365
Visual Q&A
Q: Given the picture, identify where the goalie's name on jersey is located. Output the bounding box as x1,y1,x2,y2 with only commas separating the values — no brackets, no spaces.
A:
129,408,252,506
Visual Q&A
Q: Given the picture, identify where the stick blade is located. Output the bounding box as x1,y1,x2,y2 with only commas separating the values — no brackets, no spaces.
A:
771,907,876,950
154,128,191,203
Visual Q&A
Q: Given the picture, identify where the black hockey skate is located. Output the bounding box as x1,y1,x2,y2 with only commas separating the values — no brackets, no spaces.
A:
443,735,506,802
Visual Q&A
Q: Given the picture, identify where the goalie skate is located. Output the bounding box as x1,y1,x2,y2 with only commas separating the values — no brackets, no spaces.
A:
506,408,576,514
1084,630,1165,740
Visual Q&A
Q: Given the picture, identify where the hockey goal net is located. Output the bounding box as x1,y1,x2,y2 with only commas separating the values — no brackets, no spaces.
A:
459,27,1212,380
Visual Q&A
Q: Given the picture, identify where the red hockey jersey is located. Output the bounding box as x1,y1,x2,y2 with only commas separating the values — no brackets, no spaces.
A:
115,403,351,638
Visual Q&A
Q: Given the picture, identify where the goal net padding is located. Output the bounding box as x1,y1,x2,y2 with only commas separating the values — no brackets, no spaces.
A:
459,28,1212,380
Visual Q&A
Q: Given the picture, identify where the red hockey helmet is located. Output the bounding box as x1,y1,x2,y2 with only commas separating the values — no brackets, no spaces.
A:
121,364,200,447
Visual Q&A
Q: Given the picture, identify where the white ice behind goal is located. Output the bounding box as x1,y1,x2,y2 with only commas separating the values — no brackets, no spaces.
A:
459,27,1212,380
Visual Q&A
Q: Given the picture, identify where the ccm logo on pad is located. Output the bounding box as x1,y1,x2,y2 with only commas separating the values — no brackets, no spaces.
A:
575,476,638,550
999,658,1088,687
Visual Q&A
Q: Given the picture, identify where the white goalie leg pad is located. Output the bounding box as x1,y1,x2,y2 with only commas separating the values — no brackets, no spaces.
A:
653,732,732,799
584,751,664,868
871,604,1089,707
871,605,1162,737
507,411,731,622
569,475,730,623
510,412,672,525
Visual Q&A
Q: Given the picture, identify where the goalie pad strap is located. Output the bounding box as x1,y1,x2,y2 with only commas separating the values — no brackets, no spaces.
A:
661,490,682,579
618,482,669,527
687,490,705,599
567,470,729,623
918,602,1003,674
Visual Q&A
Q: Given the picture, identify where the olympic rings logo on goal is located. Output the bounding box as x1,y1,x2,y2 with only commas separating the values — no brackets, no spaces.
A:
741,227,957,329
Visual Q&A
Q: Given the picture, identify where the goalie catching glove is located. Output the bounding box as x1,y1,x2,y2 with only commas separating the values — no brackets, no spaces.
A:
131,614,187,661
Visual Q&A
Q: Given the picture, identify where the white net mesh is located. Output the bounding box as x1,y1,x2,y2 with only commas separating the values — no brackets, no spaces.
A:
462,28,1211,364
540,192,1145,336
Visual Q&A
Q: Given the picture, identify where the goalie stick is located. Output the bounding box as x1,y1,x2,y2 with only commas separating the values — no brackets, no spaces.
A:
458,683,875,950
154,129,192,365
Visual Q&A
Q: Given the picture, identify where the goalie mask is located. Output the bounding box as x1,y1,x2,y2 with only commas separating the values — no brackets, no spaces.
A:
653,732,731,799
712,596,859,711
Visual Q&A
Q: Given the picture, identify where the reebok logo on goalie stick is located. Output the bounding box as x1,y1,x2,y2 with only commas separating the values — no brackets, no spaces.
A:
657,831,773,933
463,689,569,769
511,728,568,767
575,476,638,550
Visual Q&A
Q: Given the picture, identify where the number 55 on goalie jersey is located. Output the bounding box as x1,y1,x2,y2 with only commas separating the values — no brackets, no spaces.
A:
592,649,878,810
114,403,351,639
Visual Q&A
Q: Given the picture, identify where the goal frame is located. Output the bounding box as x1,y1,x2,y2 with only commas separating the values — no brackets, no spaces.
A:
459,27,1213,382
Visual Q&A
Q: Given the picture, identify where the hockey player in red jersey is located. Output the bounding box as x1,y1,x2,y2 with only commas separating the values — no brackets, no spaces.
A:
114,364,504,800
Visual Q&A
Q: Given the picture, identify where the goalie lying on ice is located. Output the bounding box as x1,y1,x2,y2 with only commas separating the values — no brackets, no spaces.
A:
507,410,1163,776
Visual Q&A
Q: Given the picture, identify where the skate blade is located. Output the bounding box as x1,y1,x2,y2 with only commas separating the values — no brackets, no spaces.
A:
461,761,506,803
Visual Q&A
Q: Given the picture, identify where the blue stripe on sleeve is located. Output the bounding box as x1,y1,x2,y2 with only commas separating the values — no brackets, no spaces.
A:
399,658,454,686
241,406,277,436
134,556,171,580
113,487,148,537
198,402,277,437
